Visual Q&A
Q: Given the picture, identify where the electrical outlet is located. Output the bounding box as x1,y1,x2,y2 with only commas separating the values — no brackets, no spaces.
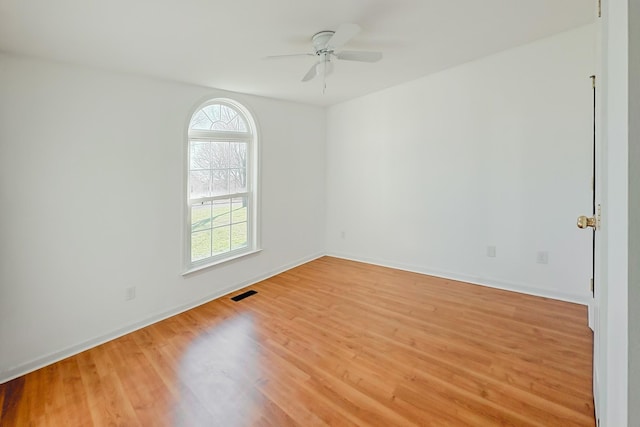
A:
125,286,136,301
536,251,549,264
487,246,496,258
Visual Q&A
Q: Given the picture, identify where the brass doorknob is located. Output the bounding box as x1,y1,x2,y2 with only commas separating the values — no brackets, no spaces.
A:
577,215,597,229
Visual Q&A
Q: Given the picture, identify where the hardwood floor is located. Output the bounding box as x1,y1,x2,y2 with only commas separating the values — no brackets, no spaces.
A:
0,257,595,426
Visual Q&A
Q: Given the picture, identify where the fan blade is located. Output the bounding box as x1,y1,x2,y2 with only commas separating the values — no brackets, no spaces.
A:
302,62,319,82
336,51,383,62
264,53,315,60
327,23,361,50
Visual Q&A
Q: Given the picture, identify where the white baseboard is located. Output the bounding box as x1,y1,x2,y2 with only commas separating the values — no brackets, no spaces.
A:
0,252,324,384
327,252,590,306
1,250,589,384
593,364,600,423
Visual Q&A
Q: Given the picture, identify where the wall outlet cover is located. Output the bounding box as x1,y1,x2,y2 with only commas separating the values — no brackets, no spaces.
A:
487,246,496,258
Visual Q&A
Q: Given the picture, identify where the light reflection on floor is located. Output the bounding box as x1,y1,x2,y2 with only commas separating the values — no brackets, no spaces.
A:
175,314,264,427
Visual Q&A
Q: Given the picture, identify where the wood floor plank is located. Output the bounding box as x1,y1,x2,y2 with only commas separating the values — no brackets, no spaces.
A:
262,276,593,390
0,256,595,426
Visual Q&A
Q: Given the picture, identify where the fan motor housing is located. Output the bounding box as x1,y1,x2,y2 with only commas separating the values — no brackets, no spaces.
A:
312,31,335,53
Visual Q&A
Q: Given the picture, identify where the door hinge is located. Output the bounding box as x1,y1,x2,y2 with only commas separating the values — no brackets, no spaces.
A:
597,0,602,17
590,278,594,294
591,75,596,89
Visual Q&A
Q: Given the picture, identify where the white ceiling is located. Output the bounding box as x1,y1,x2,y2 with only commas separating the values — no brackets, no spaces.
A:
0,0,594,106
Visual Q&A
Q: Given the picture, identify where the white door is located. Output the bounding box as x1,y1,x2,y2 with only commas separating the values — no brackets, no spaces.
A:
577,75,599,421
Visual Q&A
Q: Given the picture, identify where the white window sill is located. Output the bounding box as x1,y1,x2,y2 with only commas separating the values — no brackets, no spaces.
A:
182,248,262,276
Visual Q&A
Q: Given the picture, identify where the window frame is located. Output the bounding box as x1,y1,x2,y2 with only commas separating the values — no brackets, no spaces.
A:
183,98,260,274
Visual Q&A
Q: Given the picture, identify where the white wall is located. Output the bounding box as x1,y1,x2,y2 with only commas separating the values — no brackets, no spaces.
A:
326,25,595,303
629,0,640,423
0,54,326,382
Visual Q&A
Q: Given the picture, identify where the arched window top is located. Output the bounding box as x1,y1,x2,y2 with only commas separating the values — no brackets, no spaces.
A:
189,102,249,133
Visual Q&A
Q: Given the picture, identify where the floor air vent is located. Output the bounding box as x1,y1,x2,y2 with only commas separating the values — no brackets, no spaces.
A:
231,290,257,302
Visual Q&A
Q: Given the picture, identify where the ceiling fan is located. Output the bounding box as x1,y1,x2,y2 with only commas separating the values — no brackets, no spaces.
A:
268,24,383,91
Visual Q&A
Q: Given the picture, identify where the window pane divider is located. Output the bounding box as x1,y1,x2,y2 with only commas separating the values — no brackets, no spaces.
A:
189,131,251,141
190,192,250,204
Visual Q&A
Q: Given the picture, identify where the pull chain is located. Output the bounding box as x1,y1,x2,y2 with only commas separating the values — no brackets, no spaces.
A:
322,57,328,94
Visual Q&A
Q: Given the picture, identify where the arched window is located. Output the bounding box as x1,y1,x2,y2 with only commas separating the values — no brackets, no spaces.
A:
185,99,258,270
